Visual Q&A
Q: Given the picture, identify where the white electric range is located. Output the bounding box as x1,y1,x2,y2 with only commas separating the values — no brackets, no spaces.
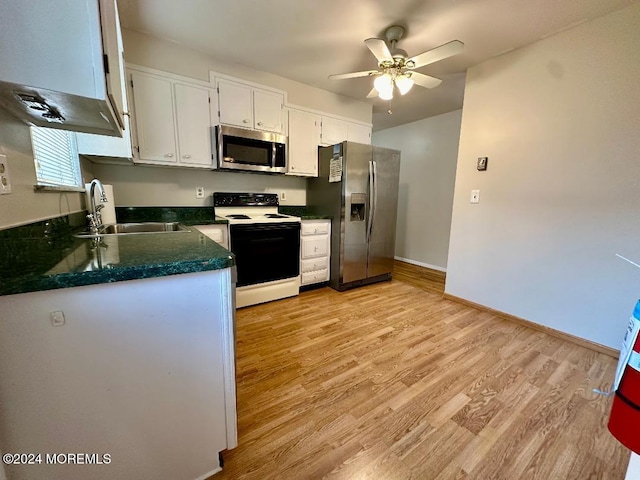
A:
214,192,301,308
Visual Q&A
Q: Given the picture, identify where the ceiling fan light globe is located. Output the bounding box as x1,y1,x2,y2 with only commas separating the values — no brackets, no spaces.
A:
378,88,393,101
377,82,394,97
373,73,393,92
396,75,414,95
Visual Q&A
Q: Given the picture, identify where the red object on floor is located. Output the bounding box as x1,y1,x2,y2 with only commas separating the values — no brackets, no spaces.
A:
609,333,640,454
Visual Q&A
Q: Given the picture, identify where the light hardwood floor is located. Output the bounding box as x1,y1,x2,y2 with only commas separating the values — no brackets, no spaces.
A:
213,261,629,479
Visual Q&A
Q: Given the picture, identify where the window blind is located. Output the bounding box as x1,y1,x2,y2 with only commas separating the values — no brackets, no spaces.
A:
31,127,82,188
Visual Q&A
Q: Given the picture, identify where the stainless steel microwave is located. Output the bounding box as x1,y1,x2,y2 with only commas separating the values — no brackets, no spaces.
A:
215,125,287,174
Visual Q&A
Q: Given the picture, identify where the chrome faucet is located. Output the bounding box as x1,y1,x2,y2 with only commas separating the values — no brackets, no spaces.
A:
87,178,108,234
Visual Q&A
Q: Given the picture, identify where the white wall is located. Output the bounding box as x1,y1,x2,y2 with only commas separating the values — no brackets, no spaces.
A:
0,109,93,230
122,29,371,123
373,110,462,270
92,163,306,206
445,3,640,349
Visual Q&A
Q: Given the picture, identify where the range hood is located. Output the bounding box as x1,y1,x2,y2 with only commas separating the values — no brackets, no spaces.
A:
0,83,122,136
0,0,126,137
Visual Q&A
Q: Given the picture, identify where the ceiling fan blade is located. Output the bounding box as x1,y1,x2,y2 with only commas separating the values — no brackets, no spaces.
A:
328,70,379,80
410,72,442,89
408,40,464,69
366,88,378,99
364,38,393,64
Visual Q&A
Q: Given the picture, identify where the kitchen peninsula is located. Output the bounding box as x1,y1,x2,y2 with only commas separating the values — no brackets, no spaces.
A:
0,216,237,480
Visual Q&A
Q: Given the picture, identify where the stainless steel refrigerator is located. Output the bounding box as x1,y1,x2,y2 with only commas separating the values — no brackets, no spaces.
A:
307,141,401,291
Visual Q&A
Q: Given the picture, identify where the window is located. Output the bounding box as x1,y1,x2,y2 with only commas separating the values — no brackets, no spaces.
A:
31,126,83,190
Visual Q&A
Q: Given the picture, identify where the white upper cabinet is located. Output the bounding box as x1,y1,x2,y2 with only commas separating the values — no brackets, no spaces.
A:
217,79,284,133
128,68,215,169
77,0,132,160
254,90,283,133
130,71,177,164
174,83,215,167
321,117,348,146
0,0,125,137
217,80,253,128
348,123,372,144
287,109,321,177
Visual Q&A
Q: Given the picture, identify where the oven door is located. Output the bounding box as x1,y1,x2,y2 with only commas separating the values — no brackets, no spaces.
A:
230,222,300,287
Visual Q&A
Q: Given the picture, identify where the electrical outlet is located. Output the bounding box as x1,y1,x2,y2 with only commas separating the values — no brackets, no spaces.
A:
470,190,480,204
280,191,287,201
196,187,205,199
50,310,65,327
0,154,11,195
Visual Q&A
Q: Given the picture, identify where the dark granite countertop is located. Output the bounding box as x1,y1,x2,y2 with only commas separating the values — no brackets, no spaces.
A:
0,212,234,297
115,206,228,225
279,206,332,220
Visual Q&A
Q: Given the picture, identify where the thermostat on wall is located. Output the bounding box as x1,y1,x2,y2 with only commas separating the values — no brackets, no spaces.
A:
477,157,488,171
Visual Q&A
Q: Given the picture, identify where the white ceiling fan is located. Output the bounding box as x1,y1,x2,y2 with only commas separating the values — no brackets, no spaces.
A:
329,26,463,101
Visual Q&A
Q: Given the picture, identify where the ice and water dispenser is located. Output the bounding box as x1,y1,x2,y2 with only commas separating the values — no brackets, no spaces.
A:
350,193,366,221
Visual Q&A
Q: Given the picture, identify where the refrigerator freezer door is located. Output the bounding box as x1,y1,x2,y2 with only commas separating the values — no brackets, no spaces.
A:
342,142,371,284
367,147,401,279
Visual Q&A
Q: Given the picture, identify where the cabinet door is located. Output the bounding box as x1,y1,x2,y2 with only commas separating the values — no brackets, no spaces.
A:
99,0,126,127
217,80,253,128
130,71,177,163
348,123,372,144
321,117,348,146
174,83,213,167
254,90,283,133
287,109,320,177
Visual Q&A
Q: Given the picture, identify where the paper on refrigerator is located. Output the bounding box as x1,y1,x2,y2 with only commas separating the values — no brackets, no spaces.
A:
614,314,640,391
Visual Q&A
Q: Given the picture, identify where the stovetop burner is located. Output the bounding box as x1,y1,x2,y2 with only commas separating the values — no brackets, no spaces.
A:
214,192,301,225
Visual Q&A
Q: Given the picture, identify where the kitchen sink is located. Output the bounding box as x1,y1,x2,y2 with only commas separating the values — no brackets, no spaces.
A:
74,222,190,238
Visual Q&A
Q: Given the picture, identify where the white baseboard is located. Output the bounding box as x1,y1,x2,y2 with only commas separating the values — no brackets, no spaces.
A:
394,256,447,273
194,466,222,480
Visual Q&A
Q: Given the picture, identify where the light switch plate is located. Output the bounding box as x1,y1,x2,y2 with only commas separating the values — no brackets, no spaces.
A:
470,190,480,204
0,154,11,195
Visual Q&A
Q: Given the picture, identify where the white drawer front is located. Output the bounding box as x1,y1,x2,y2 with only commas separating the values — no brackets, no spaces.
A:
301,269,328,285
301,236,328,259
301,258,328,273
301,221,329,236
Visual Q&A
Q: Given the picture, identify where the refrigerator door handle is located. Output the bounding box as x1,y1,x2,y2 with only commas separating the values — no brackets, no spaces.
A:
372,160,378,236
368,160,375,241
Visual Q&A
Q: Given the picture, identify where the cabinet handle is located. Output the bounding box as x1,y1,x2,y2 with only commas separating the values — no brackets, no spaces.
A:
183,154,191,159
314,246,318,252
243,119,250,124
257,121,263,126
165,153,174,158
314,228,318,233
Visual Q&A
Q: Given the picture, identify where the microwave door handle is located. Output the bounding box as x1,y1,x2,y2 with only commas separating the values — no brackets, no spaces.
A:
216,126,224,165
272,143,276,169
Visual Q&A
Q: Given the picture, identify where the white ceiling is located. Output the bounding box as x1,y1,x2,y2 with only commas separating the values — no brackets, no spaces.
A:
118,0,637,131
